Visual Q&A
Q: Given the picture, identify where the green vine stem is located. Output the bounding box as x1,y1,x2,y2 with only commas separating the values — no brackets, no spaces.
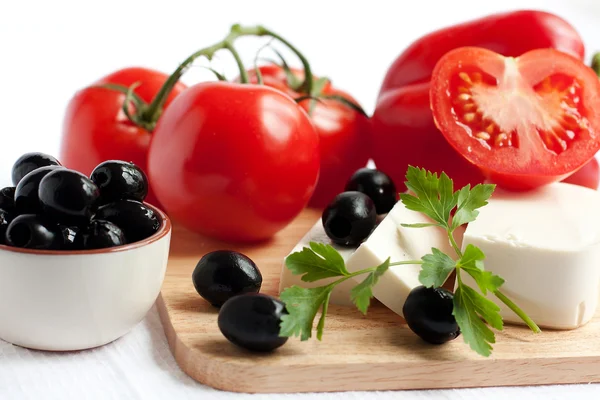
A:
136,24,315,128
592,53,600,77
224,42,249,84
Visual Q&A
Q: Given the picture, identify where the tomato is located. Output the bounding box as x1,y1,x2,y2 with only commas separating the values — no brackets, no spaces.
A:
372,11,584,193
147,82,320,242
430,47,600,190
60,67,187,206
562,157,600,190
373,83,484,191
247,65,371,207
379,10,584,98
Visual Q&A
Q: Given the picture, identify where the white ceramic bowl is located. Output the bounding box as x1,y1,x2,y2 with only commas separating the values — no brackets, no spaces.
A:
0,204,171,351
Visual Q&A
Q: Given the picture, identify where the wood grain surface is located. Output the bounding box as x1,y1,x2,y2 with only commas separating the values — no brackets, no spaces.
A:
157,209,600,393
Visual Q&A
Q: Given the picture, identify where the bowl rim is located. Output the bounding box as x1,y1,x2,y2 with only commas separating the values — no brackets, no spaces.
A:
0,202,172,256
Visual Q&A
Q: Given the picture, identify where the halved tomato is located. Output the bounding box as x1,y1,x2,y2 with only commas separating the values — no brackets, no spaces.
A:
430,47,600,190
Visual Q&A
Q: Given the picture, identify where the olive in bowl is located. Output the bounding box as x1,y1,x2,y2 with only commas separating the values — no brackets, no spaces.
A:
0,203,171,351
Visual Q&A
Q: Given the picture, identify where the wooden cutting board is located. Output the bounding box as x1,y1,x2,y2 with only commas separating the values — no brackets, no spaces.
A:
157,209,600,393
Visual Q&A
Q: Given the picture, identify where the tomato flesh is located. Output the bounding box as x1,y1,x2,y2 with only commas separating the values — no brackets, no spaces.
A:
431,47,600,190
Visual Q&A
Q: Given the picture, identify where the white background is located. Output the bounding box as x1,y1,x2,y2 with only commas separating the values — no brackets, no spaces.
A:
1,0,600,398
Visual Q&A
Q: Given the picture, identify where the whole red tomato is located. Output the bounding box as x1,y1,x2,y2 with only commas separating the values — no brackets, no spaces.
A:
147,81,320,242
372,10,585,192
60,67,187,206
248,65,371,208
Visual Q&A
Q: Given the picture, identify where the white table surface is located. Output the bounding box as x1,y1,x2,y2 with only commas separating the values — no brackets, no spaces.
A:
2,0,600,398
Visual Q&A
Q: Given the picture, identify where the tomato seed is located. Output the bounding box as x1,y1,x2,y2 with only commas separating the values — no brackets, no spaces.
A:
464,113,476,122
458,72,472,84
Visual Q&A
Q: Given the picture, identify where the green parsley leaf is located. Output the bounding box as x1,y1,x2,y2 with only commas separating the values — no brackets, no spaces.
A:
279,285,334,340
400,166,458,227
419,248,456,288
285,242,350,282
459,244,504,294
459,243,485,269
315,290,333,340
350,258,391,314
451,183,495,231
453,281,503,357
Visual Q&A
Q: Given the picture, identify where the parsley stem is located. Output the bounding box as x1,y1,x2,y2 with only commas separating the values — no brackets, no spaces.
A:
339,260,423,284
389,260,423,267
345,267,379,278
324,267,380,288
448,230,463,258
493,290,541,333
448,226,540,334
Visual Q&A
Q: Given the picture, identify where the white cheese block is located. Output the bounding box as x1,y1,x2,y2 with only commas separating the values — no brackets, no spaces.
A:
461,182,600,330
345,201,463,317
279,220,358,306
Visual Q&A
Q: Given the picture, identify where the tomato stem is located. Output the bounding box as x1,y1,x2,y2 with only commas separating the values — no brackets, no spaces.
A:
592,53,600,78
224,42,248,84
259,28,313,94
140,24,264,125
135,24,315,131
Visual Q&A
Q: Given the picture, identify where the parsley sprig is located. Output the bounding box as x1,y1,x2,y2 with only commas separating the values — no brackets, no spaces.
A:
280,242,418,340
280,166,540,357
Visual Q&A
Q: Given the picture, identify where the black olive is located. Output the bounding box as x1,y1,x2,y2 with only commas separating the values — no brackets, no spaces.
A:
95,199,160,243
12,152,61,186
403,285,460,345
0,187,16,212
82,220,126,250
0,208,11,245
14,166,63,214
5,214,62,250
193,250,262,307
345,168,397,214
218,293,288,352
38,169,100,225
91,160,148,204
322,191,376,246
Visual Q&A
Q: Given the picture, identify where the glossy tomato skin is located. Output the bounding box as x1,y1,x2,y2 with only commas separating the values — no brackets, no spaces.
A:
60,67,187,207
562,158,600,190
147,82,320,242
299,89,371,207
379,10,584,98
372,82,484,192
248,65,371,208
